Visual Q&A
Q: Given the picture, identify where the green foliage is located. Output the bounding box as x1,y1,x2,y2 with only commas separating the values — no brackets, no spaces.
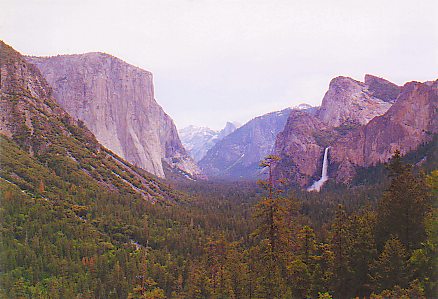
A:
317,292,333,299
370,279,426,299
370,237,409,291
1,133,437,298
329,204,354,297
376,151,431,251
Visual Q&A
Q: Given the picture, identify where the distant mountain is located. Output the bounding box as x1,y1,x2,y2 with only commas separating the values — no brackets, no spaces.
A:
179,122,239,162
199,107,314,180
273,75,438,189
26,53,201,179
0,41,181,202
218,121,241,139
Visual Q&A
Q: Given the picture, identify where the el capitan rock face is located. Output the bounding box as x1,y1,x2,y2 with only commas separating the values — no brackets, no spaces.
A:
26,53,200,178
273,75,437,188
0,41,181,202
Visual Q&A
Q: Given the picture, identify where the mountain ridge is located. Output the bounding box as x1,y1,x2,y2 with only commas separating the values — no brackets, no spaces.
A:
199,108,297,179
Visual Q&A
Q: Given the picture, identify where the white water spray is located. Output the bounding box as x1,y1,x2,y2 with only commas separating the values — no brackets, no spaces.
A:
307,147,330,192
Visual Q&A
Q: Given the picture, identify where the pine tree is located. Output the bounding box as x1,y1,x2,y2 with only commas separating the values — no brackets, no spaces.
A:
205,238,227,297
347,210,377,297
38,179,45,195
224,243,250,299
291,225,318,297
329,204,353,298
376,151,431,251
251,155,291,297
370,237,409,292
186,263,211,299
408,170,438,297
253,155,289,257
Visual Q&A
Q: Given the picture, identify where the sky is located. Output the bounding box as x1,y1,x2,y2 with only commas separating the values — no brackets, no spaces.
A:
1,0,437,130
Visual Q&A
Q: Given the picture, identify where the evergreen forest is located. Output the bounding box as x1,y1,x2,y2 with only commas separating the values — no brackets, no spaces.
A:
1,135,437,298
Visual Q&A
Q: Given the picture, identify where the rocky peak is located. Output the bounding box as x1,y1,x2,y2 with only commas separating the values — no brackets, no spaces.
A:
331,79,437,181
218,121,240,139
318,76,393,127
26,53,201,179
364,74,401,103
179,125,218,162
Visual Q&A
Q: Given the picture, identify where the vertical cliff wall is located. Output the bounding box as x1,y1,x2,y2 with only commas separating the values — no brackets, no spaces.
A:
26,53,200,178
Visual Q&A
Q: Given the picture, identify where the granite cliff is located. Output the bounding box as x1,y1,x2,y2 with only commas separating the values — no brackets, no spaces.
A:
0,41,181,202
26,53,200,179
273,75,437,188
331,80,438,183
273,110,327,186
317,76,393,127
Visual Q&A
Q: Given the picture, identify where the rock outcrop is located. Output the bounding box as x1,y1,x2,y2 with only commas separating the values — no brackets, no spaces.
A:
317,76,393,127
218,122,240,140
364,74,401,103
273,111,327,186
26,53,200,178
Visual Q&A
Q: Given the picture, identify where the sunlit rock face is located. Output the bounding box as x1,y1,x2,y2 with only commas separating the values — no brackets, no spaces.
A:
318,76,393,127
27,53,201,178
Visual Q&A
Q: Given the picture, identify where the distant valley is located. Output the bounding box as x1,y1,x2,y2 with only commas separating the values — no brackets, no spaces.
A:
1,41,435,191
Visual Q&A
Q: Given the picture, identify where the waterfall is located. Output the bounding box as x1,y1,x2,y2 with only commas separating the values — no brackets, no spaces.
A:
307,147,330,192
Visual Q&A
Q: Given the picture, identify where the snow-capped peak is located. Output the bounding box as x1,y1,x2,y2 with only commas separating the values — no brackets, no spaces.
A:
179,122,239,162
292,103,313,110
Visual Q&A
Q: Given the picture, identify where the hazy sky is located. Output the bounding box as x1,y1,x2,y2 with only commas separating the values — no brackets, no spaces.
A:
1,0,437,130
